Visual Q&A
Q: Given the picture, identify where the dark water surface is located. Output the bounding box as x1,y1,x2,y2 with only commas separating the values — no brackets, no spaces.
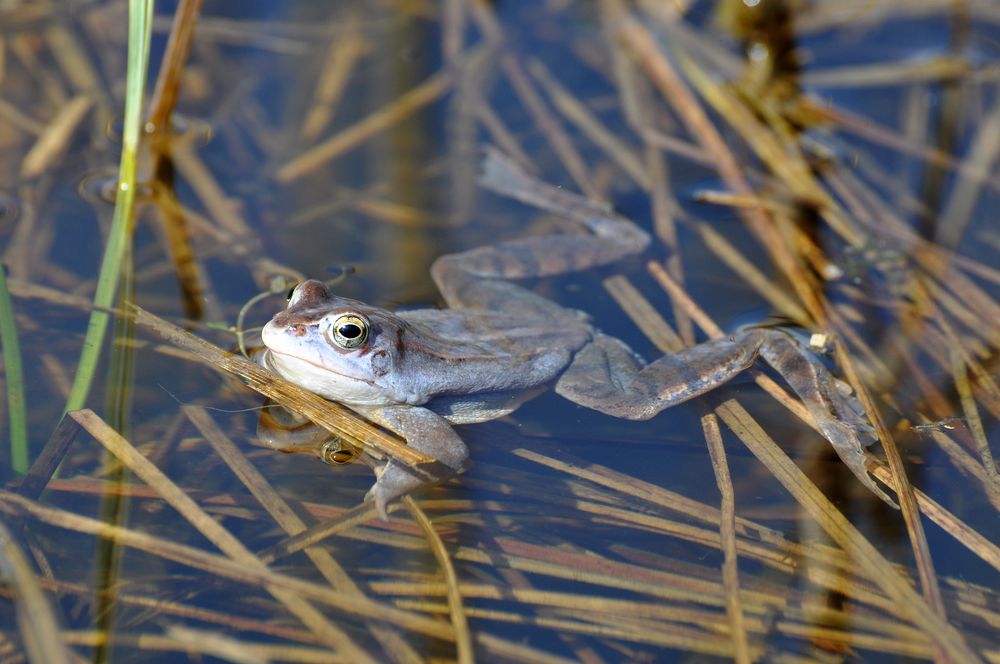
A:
1,1,998,661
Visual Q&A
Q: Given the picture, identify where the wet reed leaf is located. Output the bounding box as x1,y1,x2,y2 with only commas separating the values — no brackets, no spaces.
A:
67,408,392,662
717,399,978,662
0,485,454,640
0,521,70,664
700,412,751,664
0,266,27,473
64,0,153,414
19,95,93,180
183,404,421,664
403,496,473,664
867,459,1000,573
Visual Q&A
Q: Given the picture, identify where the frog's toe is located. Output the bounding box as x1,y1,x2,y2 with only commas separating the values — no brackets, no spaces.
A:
364,484,391,520
365,460,417,519
817,418,898,509
826,382,878,447
852,421,878,444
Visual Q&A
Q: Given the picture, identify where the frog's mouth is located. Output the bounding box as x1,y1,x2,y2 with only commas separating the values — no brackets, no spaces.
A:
261,347,376,388
259,347,400,406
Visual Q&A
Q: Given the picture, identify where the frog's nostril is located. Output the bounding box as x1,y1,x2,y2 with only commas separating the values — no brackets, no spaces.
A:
290,324,307,336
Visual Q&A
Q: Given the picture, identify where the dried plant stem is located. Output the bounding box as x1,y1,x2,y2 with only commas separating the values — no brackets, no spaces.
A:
277,53,475,181
299,19,366,142
404,496,474,664
0,521,70,664
716,401,977,663
61,629,346,663
184,405,421,664
700,413,751,664
950,350,1000,489
0,487,451,638
836,337,950,624
68,408,375,661
867,459,1000,573
147,0,204,132
19,95,92,179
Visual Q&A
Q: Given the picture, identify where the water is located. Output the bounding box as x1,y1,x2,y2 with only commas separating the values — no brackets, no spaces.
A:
0,1,998,661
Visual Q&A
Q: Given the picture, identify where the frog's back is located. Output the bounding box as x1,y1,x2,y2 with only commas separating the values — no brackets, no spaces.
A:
395,307,592,399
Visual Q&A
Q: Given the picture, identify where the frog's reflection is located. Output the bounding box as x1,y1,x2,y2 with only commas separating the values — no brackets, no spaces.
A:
255,401,360,467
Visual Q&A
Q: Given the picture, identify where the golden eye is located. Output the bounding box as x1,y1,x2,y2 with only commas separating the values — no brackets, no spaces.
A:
320,440,356,465
330,314,368,349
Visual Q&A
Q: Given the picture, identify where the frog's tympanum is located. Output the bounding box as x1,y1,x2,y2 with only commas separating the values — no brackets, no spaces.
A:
259,149,892,515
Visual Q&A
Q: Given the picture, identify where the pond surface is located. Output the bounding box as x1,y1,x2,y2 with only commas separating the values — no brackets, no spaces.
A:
0,0,998,661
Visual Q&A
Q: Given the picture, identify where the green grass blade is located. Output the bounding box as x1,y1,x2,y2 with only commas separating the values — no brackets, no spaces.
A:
63,0,154,414
0,267,27,473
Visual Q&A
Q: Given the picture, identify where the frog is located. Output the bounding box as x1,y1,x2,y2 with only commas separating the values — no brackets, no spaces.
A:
258,147,893,516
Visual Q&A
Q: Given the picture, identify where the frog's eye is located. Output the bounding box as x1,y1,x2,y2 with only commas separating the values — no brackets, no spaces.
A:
329,313,369,349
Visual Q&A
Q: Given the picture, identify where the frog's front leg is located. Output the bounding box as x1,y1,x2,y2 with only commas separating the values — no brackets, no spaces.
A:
351,404,469,517
556,329,895,506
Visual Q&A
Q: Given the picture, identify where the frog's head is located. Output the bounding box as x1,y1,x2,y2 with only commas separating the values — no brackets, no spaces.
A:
261,279,406,406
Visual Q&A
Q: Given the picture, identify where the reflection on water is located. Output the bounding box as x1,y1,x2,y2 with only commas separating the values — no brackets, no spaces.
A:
0,0,997,661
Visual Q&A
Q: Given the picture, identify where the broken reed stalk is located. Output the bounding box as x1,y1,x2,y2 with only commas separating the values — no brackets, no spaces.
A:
0,521,71,664
145,0,209,321
146,0,205,133
404,496,474,664
0,485,452,641
63,0,153,414
67,408,377,661
602,256,976,660
700,413,751,664
184,405,421,664
672,27,962,623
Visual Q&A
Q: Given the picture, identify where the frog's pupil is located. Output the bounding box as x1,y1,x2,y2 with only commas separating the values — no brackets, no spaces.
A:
339,323,362,339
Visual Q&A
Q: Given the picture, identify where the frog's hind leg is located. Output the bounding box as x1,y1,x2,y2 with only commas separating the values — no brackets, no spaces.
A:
753,330,894,506
557,329,895,506
431,235,644,316
554,332,760,420
431,148,650,312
